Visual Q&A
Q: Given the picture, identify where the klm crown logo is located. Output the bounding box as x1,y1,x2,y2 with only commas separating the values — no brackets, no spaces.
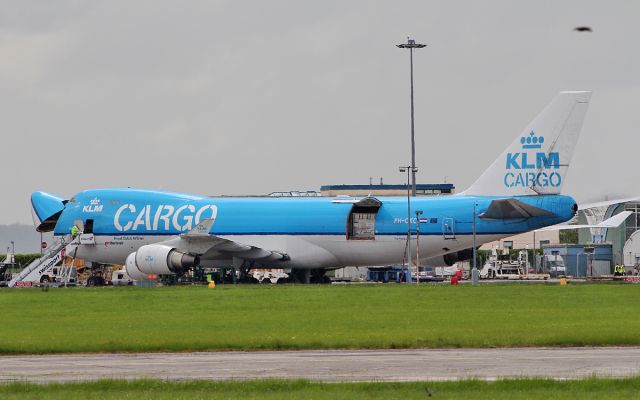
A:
83,197,103,213
520,130,544,149
504,130,561,189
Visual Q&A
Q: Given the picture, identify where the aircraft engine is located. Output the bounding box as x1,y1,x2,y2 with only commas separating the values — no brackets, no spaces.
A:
125,245,199,280
431,248,475,267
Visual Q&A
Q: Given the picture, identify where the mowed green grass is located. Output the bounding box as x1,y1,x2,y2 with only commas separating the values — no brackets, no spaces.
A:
2,378,640,400
0,284,639,354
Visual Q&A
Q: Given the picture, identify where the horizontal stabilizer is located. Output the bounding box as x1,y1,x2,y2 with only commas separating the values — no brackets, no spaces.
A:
480,198,554,219
537,211,632,231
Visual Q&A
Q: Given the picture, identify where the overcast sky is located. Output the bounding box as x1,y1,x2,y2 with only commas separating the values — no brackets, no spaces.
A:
1,0,639,225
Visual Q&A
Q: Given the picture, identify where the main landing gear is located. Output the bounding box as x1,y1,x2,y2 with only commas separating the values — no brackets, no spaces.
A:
288,269,330,284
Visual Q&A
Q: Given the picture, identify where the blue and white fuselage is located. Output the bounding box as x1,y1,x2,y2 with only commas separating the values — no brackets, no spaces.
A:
48,189,577,269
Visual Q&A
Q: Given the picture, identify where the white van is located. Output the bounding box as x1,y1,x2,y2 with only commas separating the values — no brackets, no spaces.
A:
111,268,134,286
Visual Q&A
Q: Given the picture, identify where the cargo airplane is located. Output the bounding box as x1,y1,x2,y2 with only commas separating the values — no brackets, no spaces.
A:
30,91,592,282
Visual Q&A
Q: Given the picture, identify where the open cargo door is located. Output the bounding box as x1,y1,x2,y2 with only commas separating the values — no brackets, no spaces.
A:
346,197,382,240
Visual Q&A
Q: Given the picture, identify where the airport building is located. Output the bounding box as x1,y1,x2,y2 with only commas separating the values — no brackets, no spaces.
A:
526,201,640,277
479,230,560,252
541,243,613,277
320,183,455,197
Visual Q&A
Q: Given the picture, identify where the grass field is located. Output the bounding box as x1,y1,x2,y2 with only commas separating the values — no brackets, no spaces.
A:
0,284,639,354
2,378,640,399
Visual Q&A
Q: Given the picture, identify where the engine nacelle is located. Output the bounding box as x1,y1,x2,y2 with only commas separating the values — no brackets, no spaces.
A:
125,245,199,280
429,248,476,267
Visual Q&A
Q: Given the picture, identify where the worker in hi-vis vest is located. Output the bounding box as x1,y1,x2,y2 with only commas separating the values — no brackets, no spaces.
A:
615,264,622,276
71,225,80,239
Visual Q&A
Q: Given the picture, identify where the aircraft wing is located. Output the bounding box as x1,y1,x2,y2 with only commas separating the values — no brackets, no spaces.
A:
152,219,290,263
578,197,640,210
480,198,554,219
536,211,632,231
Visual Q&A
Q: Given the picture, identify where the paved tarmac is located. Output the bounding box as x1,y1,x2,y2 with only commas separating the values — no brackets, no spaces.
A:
2,347,640,383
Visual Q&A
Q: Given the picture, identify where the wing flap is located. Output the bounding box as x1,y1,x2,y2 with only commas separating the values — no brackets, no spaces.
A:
163,233,289,263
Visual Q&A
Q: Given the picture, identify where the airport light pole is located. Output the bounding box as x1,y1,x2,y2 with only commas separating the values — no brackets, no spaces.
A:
471,201,479,285
397,37,426,197
415,210,423,285
399,166,418,282
532,230,537,272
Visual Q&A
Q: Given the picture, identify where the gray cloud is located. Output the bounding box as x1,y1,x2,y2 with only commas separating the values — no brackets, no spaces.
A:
1,0,639,224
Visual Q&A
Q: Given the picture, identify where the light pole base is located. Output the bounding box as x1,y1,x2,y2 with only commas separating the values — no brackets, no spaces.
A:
471,267,479,285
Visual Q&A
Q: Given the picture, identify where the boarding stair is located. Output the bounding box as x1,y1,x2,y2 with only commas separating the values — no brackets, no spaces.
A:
8,235,81,287
57,254,78,286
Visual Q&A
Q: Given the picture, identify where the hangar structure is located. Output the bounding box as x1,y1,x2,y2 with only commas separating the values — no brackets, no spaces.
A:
577,200,640,268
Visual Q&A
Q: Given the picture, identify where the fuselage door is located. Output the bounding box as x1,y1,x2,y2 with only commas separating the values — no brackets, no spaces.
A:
443,217,456,239
84,219,94,234
80,219,96,245
346,197,382,240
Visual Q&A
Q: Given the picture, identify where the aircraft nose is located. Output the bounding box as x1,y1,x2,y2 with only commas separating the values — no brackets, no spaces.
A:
31,192,65,223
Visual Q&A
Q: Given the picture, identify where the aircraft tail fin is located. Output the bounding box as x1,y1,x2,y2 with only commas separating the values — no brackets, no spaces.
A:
463,91,592,196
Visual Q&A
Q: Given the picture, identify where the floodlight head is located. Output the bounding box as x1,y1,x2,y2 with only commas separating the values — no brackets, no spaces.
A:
397,37,427,49
399,167,407,172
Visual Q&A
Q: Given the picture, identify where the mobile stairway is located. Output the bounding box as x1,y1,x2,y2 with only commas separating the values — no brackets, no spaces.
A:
8,235,81,287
